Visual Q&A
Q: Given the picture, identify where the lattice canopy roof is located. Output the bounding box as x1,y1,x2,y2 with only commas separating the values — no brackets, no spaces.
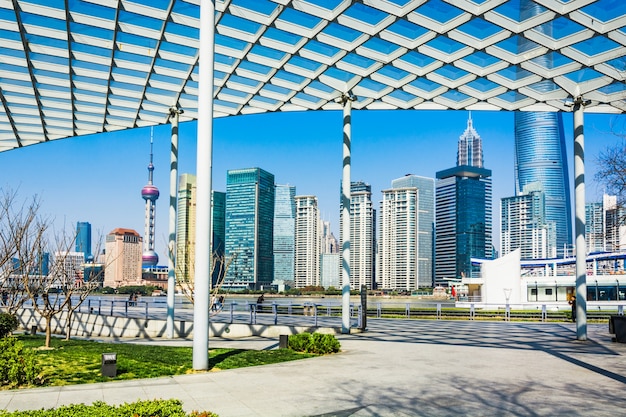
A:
1,0,626,151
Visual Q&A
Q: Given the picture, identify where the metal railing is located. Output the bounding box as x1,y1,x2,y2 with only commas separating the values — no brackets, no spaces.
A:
58,298,626,325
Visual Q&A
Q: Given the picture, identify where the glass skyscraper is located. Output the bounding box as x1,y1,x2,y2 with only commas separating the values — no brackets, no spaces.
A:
75,221,91,260
273,184,296,287
225,168,275,290
514,111,572,258
435,114,492,282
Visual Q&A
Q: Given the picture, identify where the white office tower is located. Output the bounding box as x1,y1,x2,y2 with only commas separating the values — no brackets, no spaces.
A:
294,196,320,288
321,220,339,254
604,194,626,252
501,182,556,260
273,185,296,288
379,175,435,290
319,220,340,289
340,181,375,290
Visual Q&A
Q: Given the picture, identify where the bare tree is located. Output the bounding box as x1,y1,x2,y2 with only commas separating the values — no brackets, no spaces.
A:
595,141,626,207
173,242,235,311
0,190,48,315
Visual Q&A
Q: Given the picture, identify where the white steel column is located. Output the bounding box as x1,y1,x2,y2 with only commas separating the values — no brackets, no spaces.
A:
573,97,588,341
341,93,355,334
193,0,215,370
166,107,182,339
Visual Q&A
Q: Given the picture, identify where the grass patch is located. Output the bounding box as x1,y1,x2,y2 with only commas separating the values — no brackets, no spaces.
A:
9,335,315,389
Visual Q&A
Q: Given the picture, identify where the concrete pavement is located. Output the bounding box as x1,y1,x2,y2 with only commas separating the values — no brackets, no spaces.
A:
0,320,625,416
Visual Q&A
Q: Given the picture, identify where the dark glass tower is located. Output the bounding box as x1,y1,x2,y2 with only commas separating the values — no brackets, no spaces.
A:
75,221,92,260
224,168,275,290
514,112,572,258
435,114,492,282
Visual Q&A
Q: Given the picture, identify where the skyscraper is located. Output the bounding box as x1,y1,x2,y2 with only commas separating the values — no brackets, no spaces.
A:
273,184,296,288
141,129,159,267
75,221,92,260
175,174,225,287
603,194,626,253
176,174,196,285
501,182,556,260
340,181,375,290
585,201,605,254
379,175,435,291
224,168,275,290
294,195,320,288
457,113,483,168
514,112,572,257
435,114,492,282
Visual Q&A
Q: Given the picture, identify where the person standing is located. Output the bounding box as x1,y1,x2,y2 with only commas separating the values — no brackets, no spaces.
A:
569,295,577,322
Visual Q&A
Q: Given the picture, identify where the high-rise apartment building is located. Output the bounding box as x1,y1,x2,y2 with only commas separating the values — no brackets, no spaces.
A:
224,168,275,290
75,222,92,260
586,201,605,254
378,175,434,290
104,228,142,288
340,181,375,290
514,112,572,257
435,114,492,282
391,175,435,288
603,194,626,253
274,185,296,287
501,182,556,260
294,195,320,288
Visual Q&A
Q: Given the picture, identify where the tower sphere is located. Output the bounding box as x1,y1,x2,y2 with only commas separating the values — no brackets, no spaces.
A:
142,184,160,201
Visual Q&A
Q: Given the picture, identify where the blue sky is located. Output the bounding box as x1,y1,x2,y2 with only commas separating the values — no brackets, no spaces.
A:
0,109,624,261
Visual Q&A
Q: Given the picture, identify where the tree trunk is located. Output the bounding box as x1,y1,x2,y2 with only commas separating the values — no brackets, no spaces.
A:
44,315,52,348
65,309,72,341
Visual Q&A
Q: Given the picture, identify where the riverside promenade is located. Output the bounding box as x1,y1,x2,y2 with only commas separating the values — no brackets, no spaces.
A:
0,319,624,416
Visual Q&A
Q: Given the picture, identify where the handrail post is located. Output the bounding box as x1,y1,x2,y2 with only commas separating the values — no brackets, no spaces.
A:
272,302,277,325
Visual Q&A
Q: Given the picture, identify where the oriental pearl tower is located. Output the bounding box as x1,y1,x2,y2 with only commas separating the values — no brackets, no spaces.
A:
141,129,159,267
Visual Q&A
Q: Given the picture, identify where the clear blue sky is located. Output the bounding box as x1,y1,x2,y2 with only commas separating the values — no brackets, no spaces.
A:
0,109,624,262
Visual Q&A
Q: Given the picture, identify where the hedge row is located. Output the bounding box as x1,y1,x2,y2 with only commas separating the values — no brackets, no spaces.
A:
0,399,217,417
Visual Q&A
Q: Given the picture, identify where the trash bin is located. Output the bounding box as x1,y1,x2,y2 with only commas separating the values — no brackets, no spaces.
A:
610,315,626,343
279,334,289,349
101,353,117,377
30,325,37,335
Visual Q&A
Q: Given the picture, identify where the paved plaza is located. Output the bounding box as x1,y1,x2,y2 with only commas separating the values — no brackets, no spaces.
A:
0,319,624,416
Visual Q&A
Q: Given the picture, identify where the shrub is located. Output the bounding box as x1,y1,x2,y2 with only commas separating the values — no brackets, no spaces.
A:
0,399,219,417
287,332,340,354
0,313,18,338
0,337,40,388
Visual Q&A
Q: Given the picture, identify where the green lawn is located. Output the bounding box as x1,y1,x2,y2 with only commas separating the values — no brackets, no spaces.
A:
12,335,315,388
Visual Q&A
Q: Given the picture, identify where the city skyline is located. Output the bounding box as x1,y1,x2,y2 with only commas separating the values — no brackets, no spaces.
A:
0,109,623,264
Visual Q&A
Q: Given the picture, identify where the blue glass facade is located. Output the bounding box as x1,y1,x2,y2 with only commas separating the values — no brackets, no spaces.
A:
436,166,492,281
273,184,296,285
212,191,226,286
514,111,572,258
225,168,275,290
76,221,91,259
